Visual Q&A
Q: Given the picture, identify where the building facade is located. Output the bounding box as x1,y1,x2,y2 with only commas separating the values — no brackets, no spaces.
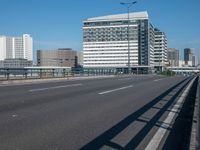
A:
83,12,155,71
184,48,198,67
0,58,32,68
167,48,179,67
192,55,198,67
184,48,193,63
154,28,167,70
37,48,77,68
0,34,33,61
76,51,83,67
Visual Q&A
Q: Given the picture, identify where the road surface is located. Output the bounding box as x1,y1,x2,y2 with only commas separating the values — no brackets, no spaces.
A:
0,75,189,150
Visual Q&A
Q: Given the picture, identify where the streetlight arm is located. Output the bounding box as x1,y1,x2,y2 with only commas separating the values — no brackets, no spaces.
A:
120,1,137,8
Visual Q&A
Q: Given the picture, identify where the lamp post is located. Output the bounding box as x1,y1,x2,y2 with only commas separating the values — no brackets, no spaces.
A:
159,49,161,73
120,1,137,74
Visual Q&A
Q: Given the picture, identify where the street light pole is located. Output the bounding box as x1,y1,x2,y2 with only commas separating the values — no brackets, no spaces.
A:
120,1,137,74
159,49,161,73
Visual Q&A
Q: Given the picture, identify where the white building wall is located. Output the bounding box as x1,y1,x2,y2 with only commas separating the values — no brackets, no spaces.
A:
23,34,33,61
154,29,167,67
0,34,33,61
83,15,142,68
188,61,193,67
195,56,198,66
5,37,14,59
0,36,6,60
83,40,139,68
83,12,157,69
179,60,184,67
14,37,24,59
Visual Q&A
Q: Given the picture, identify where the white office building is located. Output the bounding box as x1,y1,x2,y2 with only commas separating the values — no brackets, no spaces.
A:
154,28,167,71
83,12,155,73
0,34,33,61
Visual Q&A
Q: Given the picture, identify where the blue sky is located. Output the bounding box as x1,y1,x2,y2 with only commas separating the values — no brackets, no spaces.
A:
0,0,200,61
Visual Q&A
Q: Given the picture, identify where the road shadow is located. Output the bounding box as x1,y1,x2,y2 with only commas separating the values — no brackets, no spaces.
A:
80,78,190,150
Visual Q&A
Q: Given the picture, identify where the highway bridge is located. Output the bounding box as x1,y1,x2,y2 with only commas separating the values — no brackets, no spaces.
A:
0,75,199,150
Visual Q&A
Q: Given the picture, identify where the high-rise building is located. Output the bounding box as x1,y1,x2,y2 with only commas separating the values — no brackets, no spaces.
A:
154,28,167,70
184,48,198,67
167,48,179,67
184,48,193,63
37,48,77,67
83,11,155,71
0,34,33,61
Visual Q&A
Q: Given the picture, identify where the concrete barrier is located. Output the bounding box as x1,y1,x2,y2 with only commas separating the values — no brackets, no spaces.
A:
189,77,200,150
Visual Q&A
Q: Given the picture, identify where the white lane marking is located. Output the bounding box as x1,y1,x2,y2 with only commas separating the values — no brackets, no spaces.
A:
29,83,82,92
145,78,196,150
118,78,132,81
154,78,164,82
99,85,133,95
12,114,18,118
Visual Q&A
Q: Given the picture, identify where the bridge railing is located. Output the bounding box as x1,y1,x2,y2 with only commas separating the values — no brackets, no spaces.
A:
0,68,117,81
0,67,155,81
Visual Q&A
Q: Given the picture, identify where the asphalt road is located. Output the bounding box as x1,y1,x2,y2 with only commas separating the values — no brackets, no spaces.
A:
0,75,189,150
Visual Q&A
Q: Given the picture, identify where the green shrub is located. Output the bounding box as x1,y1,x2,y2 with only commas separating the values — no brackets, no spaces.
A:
159,69,175,76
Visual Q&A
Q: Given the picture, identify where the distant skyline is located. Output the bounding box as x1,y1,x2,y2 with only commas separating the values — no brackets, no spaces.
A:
0,0,200,62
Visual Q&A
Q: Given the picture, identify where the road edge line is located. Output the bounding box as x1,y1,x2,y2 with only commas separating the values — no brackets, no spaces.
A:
145,77,196,150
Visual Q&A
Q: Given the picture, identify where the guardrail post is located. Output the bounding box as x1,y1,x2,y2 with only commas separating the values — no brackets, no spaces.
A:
30,69,32,77
63,69,66,77
24,69,27,79
39,69,42,78
52,69,55,77
25,72,27,79
6,68,9,80
67,72,69,79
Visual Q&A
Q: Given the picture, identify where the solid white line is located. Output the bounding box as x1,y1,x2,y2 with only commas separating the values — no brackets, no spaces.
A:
29,83,82,92
145,78,196,150
118,78,132,81
99,85,133,95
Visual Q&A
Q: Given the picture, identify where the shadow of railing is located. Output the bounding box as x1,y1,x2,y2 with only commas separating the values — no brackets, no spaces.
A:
80,77,191,150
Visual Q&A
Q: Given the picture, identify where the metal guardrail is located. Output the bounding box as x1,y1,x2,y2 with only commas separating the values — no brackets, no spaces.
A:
0,68,118,81
0,66,155,81
0,68,67,80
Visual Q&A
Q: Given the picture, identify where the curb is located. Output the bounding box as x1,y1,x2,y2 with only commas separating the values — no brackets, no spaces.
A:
0,75,116,86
